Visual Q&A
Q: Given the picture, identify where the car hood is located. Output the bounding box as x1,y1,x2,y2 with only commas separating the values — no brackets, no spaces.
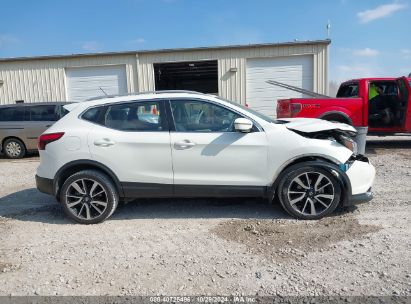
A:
278,118,357,134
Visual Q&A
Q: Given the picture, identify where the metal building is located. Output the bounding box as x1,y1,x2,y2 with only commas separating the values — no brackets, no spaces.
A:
0,39,330,117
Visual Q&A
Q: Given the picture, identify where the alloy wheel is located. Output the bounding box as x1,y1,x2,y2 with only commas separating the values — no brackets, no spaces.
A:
65,178,109,220
287,172,335,216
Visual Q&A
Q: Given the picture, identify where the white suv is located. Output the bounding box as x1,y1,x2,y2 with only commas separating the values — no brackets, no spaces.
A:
36,91,375,224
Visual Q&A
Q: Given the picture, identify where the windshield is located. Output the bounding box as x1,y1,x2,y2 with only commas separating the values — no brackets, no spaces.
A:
216,97,277,124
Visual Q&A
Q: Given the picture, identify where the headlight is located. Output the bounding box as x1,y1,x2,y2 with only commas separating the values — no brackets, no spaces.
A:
340,135,358,155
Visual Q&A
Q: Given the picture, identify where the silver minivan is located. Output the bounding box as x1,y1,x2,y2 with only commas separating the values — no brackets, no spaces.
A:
0,102,70,158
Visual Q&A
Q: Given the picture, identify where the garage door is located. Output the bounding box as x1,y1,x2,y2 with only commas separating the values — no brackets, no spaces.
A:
246,56,313,117
66,65,127,102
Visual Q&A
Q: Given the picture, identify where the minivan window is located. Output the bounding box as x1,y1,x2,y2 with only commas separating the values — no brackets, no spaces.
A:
29,105,58,121
0,107,26,121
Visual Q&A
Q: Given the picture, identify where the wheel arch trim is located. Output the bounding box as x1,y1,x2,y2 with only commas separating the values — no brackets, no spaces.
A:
319,111,353,125
53,159,124,199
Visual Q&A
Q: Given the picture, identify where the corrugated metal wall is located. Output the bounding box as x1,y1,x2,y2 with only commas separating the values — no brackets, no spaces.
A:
0,55,137,104
0,42,328,105
138,43,329,104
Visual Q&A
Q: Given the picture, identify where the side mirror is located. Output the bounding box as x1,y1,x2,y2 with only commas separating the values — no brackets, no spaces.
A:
234,118,253,133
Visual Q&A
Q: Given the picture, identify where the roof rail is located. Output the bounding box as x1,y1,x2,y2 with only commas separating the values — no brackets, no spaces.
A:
86,90,205,101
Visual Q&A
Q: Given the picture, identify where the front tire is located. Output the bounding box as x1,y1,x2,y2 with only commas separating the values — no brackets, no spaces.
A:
60,170,119,224
277,165,341,220
3,138,26,159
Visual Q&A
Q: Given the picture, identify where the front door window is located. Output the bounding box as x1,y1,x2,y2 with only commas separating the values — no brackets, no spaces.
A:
170,99,241,132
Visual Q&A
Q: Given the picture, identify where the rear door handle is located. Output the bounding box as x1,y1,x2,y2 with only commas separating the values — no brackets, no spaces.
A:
94,138,116,147
174,140,196,150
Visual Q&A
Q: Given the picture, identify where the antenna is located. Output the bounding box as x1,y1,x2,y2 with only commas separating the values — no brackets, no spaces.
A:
326,20,331,38
99,87,109,97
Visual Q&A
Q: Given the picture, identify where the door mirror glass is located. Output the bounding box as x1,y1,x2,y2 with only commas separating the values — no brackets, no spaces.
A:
234,118,253,132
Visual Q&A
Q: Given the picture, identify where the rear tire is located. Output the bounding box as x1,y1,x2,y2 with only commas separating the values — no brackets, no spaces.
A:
60,170,119,224
3,138,26,159
277,165,341,220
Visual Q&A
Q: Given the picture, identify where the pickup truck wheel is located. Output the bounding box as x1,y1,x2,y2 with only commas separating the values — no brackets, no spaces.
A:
60,170,119,224
3,138,26,159
278,166,341,220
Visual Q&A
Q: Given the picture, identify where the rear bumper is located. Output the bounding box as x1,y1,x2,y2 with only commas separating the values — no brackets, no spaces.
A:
35,175,54,195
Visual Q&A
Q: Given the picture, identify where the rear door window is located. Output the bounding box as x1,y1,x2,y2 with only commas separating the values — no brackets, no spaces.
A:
103,101,165,131
337,83,359,98
29,105,58,121
0,107,27,121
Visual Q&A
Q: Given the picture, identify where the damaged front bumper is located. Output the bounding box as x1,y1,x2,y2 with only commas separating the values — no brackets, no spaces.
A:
347,189,373,206
343,155,376,206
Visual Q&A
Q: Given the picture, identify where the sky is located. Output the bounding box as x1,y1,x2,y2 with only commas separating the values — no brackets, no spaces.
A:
0,0,410,82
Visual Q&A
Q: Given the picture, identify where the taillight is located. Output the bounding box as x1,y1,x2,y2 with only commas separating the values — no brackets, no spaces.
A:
290,103,302,115
277,100,290,113
277,100,302,117
38,132,65,150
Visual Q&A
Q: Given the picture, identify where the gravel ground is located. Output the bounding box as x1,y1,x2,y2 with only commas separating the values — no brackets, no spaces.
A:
0,136,410,296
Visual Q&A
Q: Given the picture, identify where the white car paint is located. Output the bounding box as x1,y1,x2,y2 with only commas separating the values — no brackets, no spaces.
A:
170,131,268,186
37,91,375,208
346,160,376,195
36,118,94,179
87,123,174,185
280,118,357,133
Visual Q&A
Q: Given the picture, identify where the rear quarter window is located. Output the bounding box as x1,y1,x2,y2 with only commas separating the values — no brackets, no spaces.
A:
82,107,103,123
60,107,70,118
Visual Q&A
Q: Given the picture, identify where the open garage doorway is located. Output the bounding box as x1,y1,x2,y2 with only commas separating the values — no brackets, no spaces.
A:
154,60,218,94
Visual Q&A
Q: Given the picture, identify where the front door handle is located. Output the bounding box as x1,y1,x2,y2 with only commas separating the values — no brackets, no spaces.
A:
174,140,196,150
94,138,116,147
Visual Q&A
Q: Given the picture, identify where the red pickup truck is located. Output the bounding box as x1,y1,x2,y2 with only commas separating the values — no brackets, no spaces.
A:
277,77,411,135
